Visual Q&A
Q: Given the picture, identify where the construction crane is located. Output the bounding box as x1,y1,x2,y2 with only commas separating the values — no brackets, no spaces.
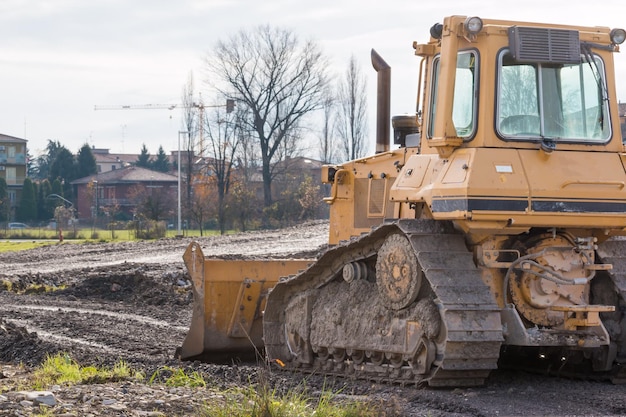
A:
94,100,235,156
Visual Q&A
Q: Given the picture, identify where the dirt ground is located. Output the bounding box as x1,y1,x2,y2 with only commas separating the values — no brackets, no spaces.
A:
1,221,626,416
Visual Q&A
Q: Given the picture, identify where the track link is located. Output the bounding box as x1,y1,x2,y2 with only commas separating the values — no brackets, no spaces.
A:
594,239,626,383
264,219,503,387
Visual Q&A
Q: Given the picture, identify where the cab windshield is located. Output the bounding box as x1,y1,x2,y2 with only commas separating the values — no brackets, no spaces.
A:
496,51,610,143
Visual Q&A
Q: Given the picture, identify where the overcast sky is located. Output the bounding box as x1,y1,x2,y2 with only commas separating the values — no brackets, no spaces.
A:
2,0,626,159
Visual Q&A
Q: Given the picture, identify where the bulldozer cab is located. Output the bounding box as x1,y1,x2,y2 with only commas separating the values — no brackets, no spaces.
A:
418,17,623,155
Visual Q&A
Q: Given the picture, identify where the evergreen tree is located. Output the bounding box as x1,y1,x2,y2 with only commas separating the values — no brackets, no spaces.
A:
76,144,98,179
49,147,76,200
37,180,45,221
38,179,54,221
26,148,37,178
136,144,152,168
48,179,64,221
32,181,39,222
153,146,170,172
33,140,63,181
0,178,8,222
17,178,37,222
51,178,63,197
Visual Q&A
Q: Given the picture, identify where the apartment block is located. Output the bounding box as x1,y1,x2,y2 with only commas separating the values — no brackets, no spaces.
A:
0,133,28,216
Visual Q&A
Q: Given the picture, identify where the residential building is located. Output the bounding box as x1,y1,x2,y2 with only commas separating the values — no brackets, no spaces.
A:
91,148,135,173
91,147,197,175
71,166,178,221
0,133,28,219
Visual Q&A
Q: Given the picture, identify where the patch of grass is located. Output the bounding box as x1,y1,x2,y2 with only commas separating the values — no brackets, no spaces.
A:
0,226,229,248
1,281,66,294
31,407,55,417
22,283,67,294
32,353,142,389
149,366,206,388
0,241,60,253
148,366,387,416
198,381,384,417
1,279,12,291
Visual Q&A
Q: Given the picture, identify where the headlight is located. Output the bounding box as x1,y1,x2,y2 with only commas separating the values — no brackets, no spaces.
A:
430,23,443,40
464,16,483,35
610,28,626,45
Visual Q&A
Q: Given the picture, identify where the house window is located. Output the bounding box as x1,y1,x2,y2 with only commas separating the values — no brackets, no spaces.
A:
6,167,16,184
7,147,15,158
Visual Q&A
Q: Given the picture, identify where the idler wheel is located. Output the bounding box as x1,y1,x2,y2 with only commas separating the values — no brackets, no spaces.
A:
376,233,422,310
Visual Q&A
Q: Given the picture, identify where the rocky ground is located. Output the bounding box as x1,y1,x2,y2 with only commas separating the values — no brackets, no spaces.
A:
0,221,625,416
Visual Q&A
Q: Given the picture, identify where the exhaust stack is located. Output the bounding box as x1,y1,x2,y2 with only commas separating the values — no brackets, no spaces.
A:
371,49,390,154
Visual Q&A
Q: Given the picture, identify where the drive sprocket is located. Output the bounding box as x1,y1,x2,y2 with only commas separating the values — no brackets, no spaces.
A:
376,233,422,310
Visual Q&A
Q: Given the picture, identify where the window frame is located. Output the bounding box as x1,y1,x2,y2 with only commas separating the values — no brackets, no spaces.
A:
427,49,480,142
495,48,612,144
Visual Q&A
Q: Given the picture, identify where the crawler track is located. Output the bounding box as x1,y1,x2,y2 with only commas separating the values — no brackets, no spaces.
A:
264,219,503,387
594,239,626,383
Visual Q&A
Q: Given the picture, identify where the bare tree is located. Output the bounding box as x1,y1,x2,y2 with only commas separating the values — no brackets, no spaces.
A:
180,72,200,229
206,25,330,209
204,104,242,234
235,126,259,184
336,55,368,161
228,173,258,232
128,184,175,222
319,90,337,163
188,172,216,236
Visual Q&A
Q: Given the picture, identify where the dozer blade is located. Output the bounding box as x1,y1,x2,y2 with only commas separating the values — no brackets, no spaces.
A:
180,241,311,361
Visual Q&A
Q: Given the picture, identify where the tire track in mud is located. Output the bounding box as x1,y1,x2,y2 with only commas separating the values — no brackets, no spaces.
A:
0,304,189,332
6,319,126,355
0,296,189,365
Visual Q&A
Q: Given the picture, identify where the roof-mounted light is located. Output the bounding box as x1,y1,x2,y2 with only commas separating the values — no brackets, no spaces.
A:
430,23,443,40
610,28,626,45
464,16,483,35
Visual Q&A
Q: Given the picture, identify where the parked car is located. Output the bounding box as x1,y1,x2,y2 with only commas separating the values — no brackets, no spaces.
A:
8,222,28,229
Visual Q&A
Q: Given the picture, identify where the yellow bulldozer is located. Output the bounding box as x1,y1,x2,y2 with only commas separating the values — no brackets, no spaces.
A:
181,15,626,387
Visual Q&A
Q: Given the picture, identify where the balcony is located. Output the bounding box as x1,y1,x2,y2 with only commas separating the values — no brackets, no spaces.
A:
0,152,26,165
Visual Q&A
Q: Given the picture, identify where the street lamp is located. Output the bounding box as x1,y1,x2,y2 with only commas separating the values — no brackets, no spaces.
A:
177,131,188,236
93,180,98,223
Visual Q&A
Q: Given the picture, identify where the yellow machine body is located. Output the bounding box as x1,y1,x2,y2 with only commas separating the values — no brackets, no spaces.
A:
183,15,626,385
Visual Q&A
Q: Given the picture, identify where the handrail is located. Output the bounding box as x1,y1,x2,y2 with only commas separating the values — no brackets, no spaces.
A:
323,169,349,205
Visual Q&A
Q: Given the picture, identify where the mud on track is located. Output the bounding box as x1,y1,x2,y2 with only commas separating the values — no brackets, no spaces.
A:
2,220,626,416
